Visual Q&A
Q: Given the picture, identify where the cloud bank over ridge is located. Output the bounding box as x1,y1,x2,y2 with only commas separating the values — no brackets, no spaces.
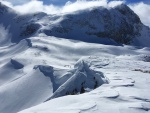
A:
129,2,150,27
1,0,124,14
1,0,150,27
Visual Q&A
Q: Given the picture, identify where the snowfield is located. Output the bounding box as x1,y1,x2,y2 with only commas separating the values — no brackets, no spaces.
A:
0,36,150,113
0,2,150,113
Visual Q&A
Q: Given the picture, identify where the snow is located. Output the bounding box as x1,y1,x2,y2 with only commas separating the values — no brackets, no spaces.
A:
0,24,11,46
18,51,150,113
0,2,150,113
0,35,149,113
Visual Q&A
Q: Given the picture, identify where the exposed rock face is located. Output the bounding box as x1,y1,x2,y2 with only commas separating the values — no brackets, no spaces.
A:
20,23,41,37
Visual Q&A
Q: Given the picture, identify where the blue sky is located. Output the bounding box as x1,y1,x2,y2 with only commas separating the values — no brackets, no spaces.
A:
31,0,150,5
5,0,150,5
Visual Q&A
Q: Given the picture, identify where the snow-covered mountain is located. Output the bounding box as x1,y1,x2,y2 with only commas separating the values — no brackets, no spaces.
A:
0,2,150,46
42,4,144,45
0,2,150,113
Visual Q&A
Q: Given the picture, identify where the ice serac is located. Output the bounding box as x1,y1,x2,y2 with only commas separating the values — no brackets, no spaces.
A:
49,59,107,99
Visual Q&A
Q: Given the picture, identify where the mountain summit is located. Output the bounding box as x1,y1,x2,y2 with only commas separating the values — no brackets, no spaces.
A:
42,4,144,45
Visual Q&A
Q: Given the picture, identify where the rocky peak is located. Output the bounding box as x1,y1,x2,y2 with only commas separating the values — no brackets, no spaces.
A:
42,4,144,44
114,4,141,24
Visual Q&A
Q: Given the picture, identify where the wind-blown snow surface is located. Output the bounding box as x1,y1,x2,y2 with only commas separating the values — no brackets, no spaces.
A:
0,2,150,113
0,35,150,113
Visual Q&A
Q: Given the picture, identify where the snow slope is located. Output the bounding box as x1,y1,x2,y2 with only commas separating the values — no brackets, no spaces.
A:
0,35,150,113
0,2,150,113
18,41,150,113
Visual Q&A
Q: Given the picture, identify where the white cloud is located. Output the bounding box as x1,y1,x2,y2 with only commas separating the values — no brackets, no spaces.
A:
13,0,60,14
1,0,125,14
62,0,108,13
0,0,13,7
108,0,125,7
129,2,150,27
3,0,31,5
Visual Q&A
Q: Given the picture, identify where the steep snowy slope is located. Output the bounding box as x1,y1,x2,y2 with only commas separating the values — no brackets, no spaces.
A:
0,2,150,113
